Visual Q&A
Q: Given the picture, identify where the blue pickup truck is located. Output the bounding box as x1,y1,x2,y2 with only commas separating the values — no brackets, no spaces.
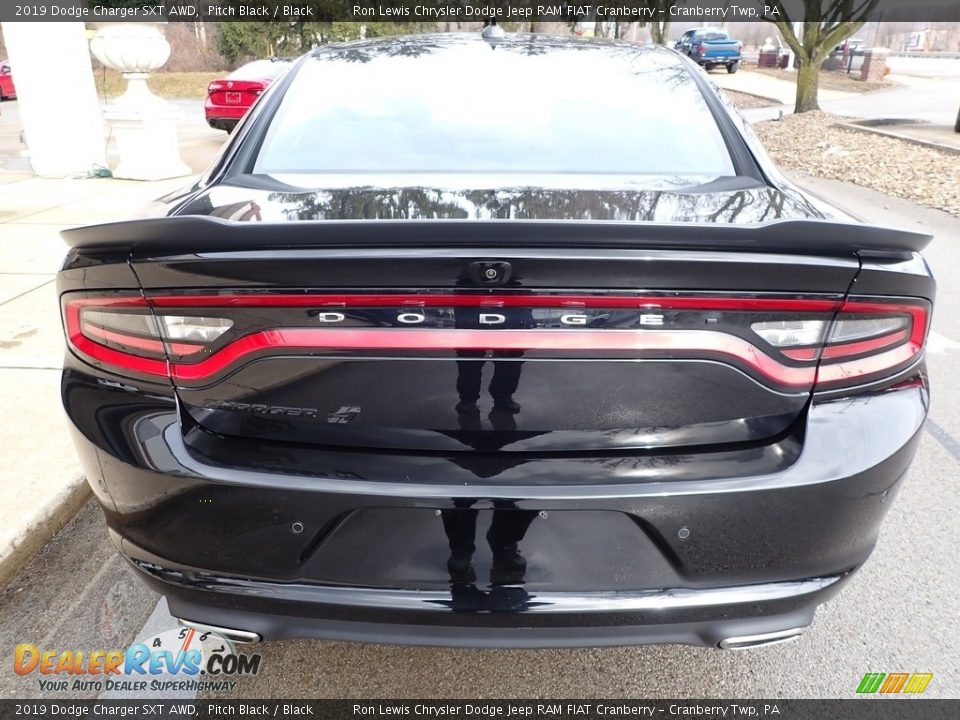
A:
675,28,742,73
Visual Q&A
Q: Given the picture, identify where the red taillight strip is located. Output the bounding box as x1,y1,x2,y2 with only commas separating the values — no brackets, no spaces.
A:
80,323,203,357
821,329,909,360
64,297,165,377
68,328,169,377
146,293,841,312
812,299,929,387
781,347,819,361
838,300,928,347
817,343,921,385
63,294,929,390
162,328,817,387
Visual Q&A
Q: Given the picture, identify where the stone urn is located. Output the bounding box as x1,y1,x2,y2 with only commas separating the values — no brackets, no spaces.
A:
89,23,190,180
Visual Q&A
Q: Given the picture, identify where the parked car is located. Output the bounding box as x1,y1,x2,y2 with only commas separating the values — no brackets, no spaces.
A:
0,61,16,100
204,58,292,132
59,34,934,649
827,38,867,72
676,28,742,73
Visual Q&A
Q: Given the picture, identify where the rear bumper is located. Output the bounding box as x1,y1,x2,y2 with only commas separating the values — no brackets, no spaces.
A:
204,100,248,129
157,572,839,649
695,55,740,64
120,534,847,647
65,366,928,647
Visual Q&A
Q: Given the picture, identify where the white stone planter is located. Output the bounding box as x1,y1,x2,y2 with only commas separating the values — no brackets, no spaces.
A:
89,22,190,181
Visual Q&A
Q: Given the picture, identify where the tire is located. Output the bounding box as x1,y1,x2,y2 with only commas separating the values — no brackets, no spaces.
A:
704,63,716,72
727,61,740,74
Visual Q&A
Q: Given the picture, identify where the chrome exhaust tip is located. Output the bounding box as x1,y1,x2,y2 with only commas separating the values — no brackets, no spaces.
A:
177,619,262,644
718,627,806,650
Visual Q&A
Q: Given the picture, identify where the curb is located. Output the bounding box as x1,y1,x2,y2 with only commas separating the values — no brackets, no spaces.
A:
836,121,960,156
0,476,91,587
727,89,785,107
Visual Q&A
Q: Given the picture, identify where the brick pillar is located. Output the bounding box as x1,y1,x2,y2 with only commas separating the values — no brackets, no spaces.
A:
860,48,889,82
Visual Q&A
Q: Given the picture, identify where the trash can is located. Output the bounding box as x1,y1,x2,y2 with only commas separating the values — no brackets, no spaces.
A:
758,50,778,68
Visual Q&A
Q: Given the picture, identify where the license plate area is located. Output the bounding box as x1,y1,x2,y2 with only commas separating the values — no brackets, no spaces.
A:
225,91,242,104
301,508,680,591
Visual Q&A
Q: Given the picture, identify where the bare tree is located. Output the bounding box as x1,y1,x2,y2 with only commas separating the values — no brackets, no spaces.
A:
644,1,679,45
762,0,879,113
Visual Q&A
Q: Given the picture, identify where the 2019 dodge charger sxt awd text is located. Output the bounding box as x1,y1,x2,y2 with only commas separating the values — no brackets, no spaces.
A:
58,34,934,649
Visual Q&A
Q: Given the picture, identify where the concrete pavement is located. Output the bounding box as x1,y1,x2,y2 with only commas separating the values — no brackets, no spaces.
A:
719,70,960,127
826,74,960,125
838,120,960,154
711,68,857,105
0,98,226,585
0,175,209,586
887,55,960,80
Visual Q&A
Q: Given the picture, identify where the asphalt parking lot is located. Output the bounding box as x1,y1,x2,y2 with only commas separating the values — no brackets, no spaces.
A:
0,173,956,700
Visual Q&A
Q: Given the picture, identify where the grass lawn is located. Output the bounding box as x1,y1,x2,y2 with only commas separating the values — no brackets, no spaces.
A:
753,67,889,93
93,70,222,100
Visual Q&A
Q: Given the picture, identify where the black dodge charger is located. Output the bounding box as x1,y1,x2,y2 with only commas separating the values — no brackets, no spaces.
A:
58,34,934,649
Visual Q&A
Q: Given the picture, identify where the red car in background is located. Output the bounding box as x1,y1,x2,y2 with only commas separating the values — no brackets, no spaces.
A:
205,58,292,133
0,61,16,100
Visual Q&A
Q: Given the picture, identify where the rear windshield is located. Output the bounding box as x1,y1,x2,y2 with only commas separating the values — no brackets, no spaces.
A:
229,60,290,81
253,41,736,179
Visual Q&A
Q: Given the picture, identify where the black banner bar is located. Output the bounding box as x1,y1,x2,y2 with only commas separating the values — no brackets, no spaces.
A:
0,700,956,720
2,1,960,23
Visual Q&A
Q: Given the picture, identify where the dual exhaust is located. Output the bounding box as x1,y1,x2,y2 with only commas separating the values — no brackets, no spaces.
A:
177,619,262,644
718,627,807,650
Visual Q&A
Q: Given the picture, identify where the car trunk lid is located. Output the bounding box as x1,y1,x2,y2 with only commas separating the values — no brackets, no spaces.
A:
62,213,930,454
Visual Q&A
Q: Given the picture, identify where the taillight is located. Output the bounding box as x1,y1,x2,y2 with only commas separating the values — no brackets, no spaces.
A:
62,296,233,379
751,319,827,349
159,316,234,343
695,43,704,53
62,292,929,391
207,81,223,95
815,297,929,389
749,297,928,389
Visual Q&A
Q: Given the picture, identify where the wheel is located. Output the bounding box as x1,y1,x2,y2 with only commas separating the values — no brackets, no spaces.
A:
727,61,740,74
704,64,716,72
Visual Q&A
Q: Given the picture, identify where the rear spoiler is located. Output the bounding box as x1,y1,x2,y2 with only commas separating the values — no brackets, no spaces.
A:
61,217,932,257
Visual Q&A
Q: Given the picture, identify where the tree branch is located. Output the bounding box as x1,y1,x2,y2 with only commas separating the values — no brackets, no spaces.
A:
818,20,867,59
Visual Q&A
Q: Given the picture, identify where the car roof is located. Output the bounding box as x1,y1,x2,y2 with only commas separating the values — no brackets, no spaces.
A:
306,32,685,71
228,58,293,80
